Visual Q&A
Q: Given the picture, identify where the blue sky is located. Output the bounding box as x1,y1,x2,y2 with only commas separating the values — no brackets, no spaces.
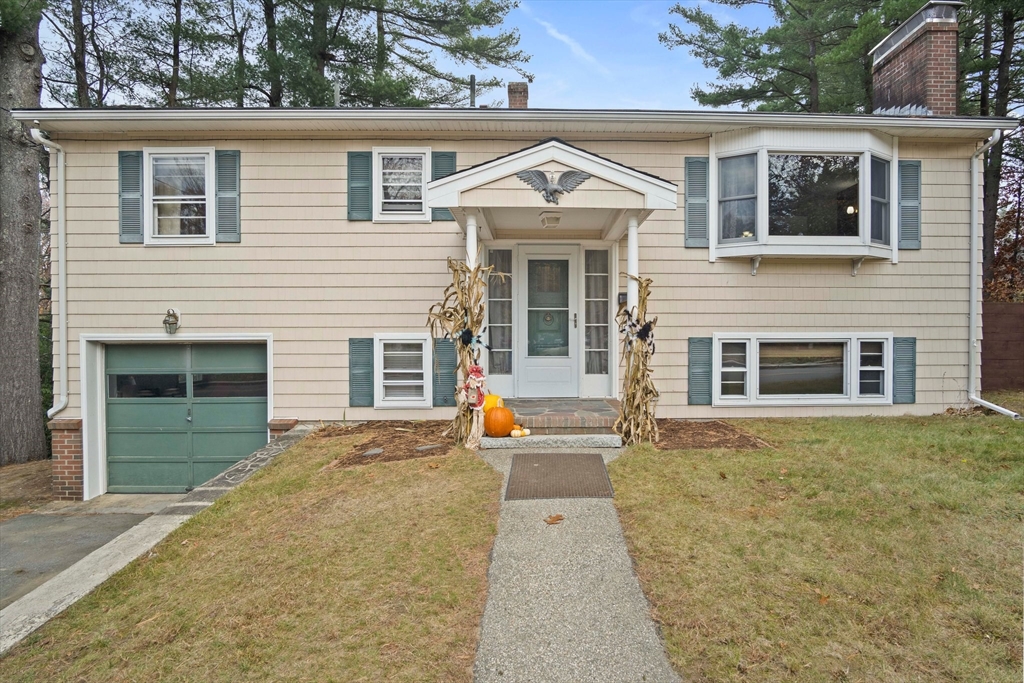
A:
470,1,777,110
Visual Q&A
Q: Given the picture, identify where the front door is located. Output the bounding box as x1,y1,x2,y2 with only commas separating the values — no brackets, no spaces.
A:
517,246,579,397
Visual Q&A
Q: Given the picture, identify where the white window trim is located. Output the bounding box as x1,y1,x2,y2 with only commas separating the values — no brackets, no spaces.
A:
373,332,432,409
712,145,897,262
143,147,216,246
372,147,431,223
712,332,893,406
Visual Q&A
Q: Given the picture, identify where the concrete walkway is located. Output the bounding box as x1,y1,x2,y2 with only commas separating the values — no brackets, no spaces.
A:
476,448,680,683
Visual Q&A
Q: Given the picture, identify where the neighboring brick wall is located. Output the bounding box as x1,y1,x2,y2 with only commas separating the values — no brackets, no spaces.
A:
508,82,528,109
873,22,959,116
48,418,83,500
982,303,1024,391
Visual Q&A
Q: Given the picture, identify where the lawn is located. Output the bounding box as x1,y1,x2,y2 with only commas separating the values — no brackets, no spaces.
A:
1,432,502,683
610,413,1024,682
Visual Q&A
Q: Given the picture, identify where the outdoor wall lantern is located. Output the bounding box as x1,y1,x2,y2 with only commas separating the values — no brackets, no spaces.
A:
163,308,181,334
539,210,561,230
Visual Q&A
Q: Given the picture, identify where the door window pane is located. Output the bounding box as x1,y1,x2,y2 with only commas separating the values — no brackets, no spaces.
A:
528,310,569,356
758,342,845,395
585,250,610,374
193,373,267,398
527,260,569,308
769,155,859,237
109,374,186,398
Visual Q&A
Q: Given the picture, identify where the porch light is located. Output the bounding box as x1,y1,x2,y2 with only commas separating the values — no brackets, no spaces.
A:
539,210,561,229
846,205,857,215
163,308,180,334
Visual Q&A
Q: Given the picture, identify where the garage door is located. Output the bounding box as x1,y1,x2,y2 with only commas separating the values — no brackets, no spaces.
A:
106,344,269,493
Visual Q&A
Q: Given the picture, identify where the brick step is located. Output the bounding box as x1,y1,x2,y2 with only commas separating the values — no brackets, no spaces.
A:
480,434,622,449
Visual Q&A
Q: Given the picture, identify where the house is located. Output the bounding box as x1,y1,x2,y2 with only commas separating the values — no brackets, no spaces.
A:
14,1,1017,500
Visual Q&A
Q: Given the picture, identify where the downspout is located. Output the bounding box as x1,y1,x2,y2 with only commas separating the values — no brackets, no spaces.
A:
30,129,68,419
968,130,1021,420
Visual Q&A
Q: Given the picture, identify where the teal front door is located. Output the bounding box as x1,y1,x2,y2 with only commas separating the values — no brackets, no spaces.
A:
105,344,269,493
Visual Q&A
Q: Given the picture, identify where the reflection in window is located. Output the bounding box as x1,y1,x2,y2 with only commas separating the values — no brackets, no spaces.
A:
870,157,890,245
768,155,859,237
109,374,186,398
488,249,512,375
719,153,757,242
721,341,747,397
758,342,845,395
193,373,267,398
152,155,208,236
380,154,424,213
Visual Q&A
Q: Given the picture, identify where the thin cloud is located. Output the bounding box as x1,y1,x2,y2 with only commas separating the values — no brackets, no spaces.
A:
520,3,612,77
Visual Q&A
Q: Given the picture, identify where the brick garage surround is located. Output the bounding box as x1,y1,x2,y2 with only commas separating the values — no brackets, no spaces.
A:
269,418,299,439
48,418,83,500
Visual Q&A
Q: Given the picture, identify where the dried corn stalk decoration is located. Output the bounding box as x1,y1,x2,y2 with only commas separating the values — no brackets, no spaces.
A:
614,274,659,445
427,257,498,447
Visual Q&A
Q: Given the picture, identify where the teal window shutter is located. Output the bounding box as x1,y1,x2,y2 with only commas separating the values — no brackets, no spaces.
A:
348,151,372,221
118,151,143,243
898,160,921,250
431,151,456,221
432,339,457,407
893,337,916,404
348,338,374,407
215,150,241,243
685,157,709,247
688,337,713,405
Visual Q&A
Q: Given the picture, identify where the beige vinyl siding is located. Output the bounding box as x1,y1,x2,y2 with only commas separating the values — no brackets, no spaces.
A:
52,135,978,420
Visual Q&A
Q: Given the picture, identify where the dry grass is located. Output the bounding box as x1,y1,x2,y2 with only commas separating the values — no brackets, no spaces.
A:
1,435,502,682
0,459,53,521
609,414,1024,682
982,389,1024,416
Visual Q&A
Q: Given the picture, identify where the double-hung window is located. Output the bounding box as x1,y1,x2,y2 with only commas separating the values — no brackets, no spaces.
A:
373,147,430,222
713,334,891,405
143,148,216,245
373,333,432,408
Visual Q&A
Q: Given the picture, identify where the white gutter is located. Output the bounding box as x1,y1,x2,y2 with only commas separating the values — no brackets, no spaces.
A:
30,128,68,419
968,130,1021,420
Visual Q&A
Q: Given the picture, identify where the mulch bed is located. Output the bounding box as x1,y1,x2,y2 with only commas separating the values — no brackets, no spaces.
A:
314,421,454,469
653,419,771,451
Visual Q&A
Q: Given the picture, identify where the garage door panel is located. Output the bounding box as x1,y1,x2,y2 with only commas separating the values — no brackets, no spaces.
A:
191,400,267,428
192,431,269,460
106,431,189,459
192,344,266,372
108,460,189,493
106,345,187,372
107,402,188,429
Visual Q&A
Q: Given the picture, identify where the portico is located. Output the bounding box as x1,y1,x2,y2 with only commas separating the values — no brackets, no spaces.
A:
426,138,678,399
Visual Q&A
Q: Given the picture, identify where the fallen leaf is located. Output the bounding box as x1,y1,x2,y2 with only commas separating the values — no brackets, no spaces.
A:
818,594,830,605
780,468,789,475
427,462,440,469
544,514,564,525
719,471,727,479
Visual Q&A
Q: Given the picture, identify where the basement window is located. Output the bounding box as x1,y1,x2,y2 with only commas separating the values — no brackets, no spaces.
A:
374,333,432,408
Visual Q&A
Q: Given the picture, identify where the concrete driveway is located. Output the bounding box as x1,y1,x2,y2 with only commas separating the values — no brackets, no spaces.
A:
0,494,184,610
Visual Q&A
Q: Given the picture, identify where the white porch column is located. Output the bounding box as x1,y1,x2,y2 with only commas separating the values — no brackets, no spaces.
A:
626,215,639,311
466,213,478,268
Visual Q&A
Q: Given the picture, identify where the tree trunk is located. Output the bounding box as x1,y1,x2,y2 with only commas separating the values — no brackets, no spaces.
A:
807,38,819,113
169,0,182,106
312,0,329,77
982,11,1017,291
0,13,48,465
71,0,89,107
263,0,282,107
373,2,386,107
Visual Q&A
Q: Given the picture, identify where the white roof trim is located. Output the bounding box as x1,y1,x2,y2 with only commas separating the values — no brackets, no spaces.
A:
426,139,678,211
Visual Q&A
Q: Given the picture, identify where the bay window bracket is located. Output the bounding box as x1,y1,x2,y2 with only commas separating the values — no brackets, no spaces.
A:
851,256,866,277
750,255,761,276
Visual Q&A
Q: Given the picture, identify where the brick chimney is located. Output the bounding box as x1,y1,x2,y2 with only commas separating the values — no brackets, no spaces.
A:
508,82,529,109
870,1,963,116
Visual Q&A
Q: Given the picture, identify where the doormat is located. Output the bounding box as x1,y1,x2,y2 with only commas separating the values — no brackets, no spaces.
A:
505,453,614,500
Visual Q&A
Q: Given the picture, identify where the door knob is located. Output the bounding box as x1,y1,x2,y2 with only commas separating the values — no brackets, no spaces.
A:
573,313,578,328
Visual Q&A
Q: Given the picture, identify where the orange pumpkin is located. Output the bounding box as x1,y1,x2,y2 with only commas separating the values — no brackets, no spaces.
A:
484,406,515,438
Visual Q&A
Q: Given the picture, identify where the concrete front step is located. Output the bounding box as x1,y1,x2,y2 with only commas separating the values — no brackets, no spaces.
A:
480,434,622,449
528,426,615,435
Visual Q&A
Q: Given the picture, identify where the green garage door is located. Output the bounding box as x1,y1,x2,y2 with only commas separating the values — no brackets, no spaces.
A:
106,344,269,493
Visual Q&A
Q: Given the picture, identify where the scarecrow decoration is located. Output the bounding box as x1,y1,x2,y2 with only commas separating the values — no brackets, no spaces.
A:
614,274,660,445
427,256,501,447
